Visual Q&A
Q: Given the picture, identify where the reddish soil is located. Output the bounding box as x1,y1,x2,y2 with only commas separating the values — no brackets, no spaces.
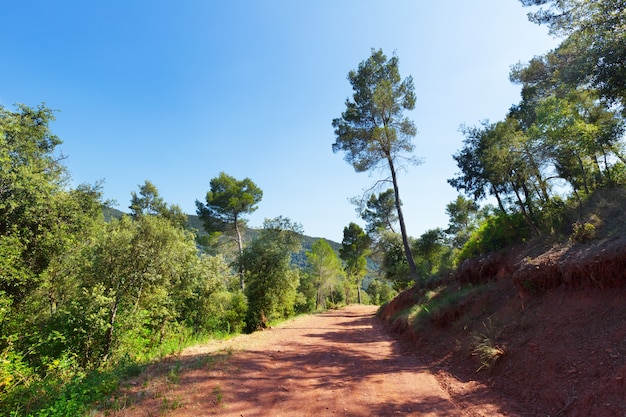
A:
98,191,626,416
379,235,626,417
95,305,519,417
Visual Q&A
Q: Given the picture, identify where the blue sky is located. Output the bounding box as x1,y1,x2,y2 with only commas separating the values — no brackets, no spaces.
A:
1,1,560,242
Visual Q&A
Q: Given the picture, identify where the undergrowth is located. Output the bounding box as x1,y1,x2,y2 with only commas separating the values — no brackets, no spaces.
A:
394,283,489,331
470,320,505,372
1,330,229,417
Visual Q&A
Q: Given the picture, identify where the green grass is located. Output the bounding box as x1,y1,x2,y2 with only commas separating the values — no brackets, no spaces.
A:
3,359,144,417
393,284,489,331
470,321,505,372
1,328,241,417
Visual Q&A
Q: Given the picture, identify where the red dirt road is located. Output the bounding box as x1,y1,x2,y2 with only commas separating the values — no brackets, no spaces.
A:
101,305,517,417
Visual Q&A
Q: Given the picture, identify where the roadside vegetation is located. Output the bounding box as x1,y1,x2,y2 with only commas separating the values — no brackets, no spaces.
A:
2,0,625,415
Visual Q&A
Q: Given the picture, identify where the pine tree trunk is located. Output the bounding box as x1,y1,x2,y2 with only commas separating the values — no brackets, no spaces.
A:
387,156,418,282
234,214,245,291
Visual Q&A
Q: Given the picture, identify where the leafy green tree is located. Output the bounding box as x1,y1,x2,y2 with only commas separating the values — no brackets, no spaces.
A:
365,278,396,305
360,189,398,237
305,239,344,310
0,104,107,366
0,104,65,303
241,217,302,331
332,48,420,282
176,253,240,333
531,91,625,196
339,223,371,304
202,290,248,334
378,231,413,291
445,195,480,248
519,0,626,107
196,172,263,290
74,215,204,365
450,118,545,235
413,228,451,279
130,180,187,228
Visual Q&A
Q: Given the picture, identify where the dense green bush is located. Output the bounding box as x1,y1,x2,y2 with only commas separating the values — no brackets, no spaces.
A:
202,291,248,334
570,221,596,242
242,218,303,332
458,212,530,261
365,279,396,305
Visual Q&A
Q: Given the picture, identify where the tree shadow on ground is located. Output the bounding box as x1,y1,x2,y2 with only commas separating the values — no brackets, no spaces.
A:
98,307,519,416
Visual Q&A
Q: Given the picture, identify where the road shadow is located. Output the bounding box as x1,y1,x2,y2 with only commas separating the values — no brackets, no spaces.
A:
97,306,521,416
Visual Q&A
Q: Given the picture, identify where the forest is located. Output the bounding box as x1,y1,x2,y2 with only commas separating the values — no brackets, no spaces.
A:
1,0,625,415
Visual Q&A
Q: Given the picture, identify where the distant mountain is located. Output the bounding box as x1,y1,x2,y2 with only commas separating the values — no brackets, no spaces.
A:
101,207,378,285
102,207,340,255
103,206,126,222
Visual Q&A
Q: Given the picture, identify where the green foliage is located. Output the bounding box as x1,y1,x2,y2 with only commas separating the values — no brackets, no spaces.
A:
332,48,420,281
195,172,263,289
1,354,145,417
130,180,187,228
242,217,303,331
471,333,505,372
570,221,596,243
360,189,398,237
519,0,626,106
365,278,396,305
445,195,482,248
470,320,505,372
72,215,205,365
201,291,248,334
379,231,413,291
413,228,452,280
0,103,297,415
180,254,236,328
0,104,106,309
459,213,531,261
305,239,344,311
394,284,488,332
332,48,417,173
340,223,371,304
445,1,626,249
195,172,262,238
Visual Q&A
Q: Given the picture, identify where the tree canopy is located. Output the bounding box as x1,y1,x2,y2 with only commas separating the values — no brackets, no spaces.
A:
241,217,303,331
332,48,420,282
516,0,626,108
196,172,263,289
130,180,187,228
339,223,371,304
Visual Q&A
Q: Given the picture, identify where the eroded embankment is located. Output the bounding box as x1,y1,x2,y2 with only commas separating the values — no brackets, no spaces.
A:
379,237,626,416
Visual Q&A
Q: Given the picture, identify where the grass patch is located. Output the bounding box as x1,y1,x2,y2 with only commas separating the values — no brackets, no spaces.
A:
393,284,489,331
212,384,224,405
160,395,183,413
1,358,146,417
1,328,241,417
470,320,505,372
166,361,182,385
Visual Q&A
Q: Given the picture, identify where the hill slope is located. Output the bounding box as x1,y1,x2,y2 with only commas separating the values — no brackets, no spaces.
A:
379,188,626,416
103,208,341,268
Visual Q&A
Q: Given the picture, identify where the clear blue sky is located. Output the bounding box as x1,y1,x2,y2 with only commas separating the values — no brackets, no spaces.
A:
1,1,559,242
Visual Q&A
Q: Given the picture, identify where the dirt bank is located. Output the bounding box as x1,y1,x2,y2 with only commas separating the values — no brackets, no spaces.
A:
380,237,626,416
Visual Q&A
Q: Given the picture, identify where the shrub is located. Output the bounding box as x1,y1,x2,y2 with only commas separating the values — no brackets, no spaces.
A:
202,291,248,334
459,212,530,261
365,279,397,305
471,332,505,372
570,221,596,242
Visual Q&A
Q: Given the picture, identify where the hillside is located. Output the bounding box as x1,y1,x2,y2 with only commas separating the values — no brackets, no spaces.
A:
379,188,626,416
103,208,341,267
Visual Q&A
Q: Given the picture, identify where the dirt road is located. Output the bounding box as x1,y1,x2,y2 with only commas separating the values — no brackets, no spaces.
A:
103,305,516,416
